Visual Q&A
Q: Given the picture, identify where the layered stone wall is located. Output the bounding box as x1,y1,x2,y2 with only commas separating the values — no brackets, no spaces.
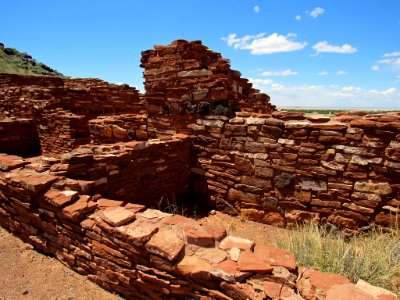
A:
0,74,144,119
1,153,396,300
49,135,192,207
141,40,275,138
189,111,400,230
0,118,40,156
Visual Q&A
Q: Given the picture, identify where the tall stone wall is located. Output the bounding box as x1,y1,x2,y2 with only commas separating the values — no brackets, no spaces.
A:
141,40,275,138
189,111,400,231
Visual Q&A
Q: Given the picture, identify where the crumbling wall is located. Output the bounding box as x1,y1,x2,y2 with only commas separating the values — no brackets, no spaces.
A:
0,118,40,156
141,40,275,138
189,111,400,230
1,153,396,300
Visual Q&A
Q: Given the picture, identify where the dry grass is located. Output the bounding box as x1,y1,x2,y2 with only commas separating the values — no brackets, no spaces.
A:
274,222,400,296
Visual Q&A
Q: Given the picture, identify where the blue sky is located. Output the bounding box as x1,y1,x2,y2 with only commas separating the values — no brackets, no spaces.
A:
2,0,400,108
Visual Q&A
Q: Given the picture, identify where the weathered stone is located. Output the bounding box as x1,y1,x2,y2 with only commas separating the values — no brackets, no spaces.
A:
176,255,212,281
354,181,392,195
43,189,79,208
145,228,185,262
101,206,136,226
237,251,273,273
184,227,215,247
211,259,237,282
228,188,261,204
254,243,296,271
219,236,254,251
118,221,159,246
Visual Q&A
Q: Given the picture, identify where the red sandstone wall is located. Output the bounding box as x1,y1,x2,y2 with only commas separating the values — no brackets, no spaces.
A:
0,152,397,300
189,111,400,231
49,135,192,207
0,118,40,156
141,40,275,138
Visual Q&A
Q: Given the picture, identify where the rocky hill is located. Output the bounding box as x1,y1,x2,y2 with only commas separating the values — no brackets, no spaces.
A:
0,42,63,77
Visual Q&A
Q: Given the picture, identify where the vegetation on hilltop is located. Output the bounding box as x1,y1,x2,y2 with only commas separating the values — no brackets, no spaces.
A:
0,42,63,77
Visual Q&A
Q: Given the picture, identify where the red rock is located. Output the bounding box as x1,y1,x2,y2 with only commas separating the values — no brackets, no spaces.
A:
211,259,237,282
263,281,282,299
297,268,351,299
162,214,198,227
10,173,60,194
101,206,136,227
118,221,159,246
184,227,214,247
145,228,185,262
219,236,255,251
356,279,399,300
195,247,227,264
176,255,212,281
124,203,146,213
97,198,124,208
0,154,29,171
201,224,227,241
62,195,97,220
43,189,79,208
237,251,273,273
326,283,375,300
253,243,296,271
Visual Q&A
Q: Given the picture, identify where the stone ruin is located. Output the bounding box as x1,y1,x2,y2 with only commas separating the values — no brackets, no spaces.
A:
0,39,398,299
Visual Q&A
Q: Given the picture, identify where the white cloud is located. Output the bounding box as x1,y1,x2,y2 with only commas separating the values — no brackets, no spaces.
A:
249,77,400,108
378,58,400,66
309,7,325,18
222,33,307,55
318,71,328,76
336,70,347,75
262,69,298,76
295,15,301,21
383,52,400,57
254,5,260,13
312,41,357,54
371,65,380,71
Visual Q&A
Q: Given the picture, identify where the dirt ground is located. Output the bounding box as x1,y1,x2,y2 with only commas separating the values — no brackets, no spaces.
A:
0,226,122,300
0,212,286,300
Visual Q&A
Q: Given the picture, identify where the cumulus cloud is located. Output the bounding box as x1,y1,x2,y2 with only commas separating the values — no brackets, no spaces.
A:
318,71,328,76
383,52,400,57
373,52,400,70
295,15,301,21
254,5,260,13
336,70,347,75
262,69,298,76
222,33,307,55
309,7,325,18
249,78,400,108
312,41,357,55
371,65,380,71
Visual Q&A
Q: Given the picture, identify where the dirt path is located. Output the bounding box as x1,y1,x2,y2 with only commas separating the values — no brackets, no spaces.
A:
0,226,122,300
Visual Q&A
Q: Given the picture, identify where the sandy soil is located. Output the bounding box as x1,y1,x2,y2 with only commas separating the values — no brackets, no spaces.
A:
0,226,122,300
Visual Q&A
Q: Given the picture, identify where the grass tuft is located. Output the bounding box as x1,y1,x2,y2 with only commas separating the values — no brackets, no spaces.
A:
274,222,400,296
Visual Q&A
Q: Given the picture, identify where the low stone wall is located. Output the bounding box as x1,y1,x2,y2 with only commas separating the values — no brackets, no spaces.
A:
189,111,400,230
0,118,40,156
89,114,148,144
49,135,192,207
0,153,396,300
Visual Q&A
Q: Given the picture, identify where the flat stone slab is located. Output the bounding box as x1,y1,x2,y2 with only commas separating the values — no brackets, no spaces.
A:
97,198,124,208
145,228,185,262
101,206,136,227
10,173,60,194
211,259,237,282
238,251,273,273
184,227,215,247
176,255,212,281
137,209,172,220
118,221,159,246
219,236,254,251
62,195,97,220
195,247,227,264
0,154,29,171
254,243,296,271
44,189,79,208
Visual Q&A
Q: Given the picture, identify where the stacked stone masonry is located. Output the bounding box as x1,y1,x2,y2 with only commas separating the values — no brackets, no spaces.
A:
141,39,275,138
0,153,397,300
189,111,400,231
0,39,399,299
